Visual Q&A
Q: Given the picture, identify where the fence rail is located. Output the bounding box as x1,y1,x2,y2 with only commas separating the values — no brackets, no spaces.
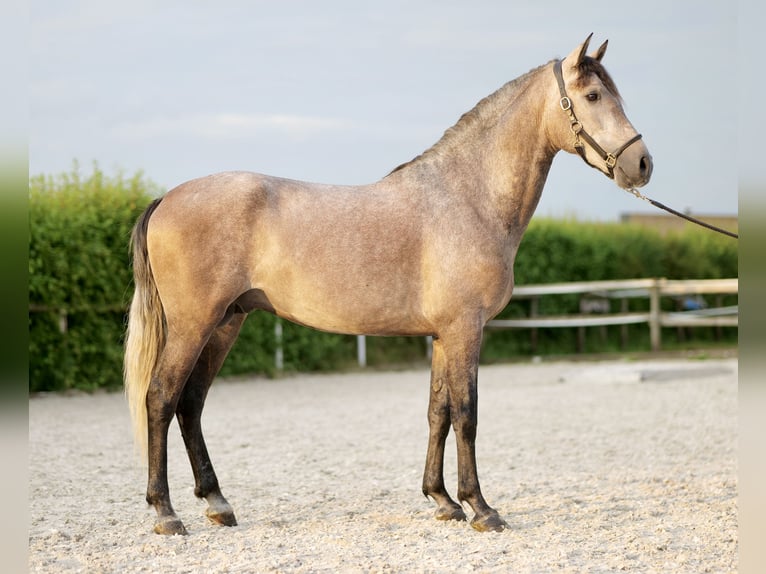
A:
485,277,738,352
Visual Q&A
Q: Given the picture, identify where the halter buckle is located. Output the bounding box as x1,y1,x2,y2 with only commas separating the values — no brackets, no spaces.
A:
559,96,572,111
605,153,617,169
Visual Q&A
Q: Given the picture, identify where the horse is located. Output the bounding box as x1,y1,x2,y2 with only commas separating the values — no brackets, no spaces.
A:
124,34,652,535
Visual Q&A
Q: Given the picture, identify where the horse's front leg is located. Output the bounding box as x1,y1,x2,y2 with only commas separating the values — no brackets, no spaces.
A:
422,336,467,522
444,327,508,532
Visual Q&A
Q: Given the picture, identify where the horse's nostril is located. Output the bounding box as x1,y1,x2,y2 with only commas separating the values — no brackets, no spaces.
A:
639,155,652,178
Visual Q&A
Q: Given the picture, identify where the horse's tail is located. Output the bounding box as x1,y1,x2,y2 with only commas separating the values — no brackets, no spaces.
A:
124,197,165,464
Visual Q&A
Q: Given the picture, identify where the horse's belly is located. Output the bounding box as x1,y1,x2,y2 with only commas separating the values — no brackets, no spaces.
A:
266,287,430,337
254,217,429,335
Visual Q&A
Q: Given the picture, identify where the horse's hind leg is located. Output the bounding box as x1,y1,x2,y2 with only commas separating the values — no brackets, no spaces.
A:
146,329,212,535
175,312,246,528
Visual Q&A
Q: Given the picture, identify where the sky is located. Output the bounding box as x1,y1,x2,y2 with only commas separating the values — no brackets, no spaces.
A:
29,0,738,221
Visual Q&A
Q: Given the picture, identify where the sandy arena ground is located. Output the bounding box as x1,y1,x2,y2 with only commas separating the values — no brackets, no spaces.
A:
29,357,737,573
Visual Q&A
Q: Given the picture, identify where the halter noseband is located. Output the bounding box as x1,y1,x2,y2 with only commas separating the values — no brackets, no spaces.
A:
553,60,643,179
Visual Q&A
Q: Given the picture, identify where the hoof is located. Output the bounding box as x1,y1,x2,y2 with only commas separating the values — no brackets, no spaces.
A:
153,517,188,536
205,506,237,527
470,512,508,533
434,504,467,522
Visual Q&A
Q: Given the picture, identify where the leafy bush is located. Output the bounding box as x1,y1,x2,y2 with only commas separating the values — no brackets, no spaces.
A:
218,314,356,378
29,166,158,391
29,167,738,392
483,218,738,359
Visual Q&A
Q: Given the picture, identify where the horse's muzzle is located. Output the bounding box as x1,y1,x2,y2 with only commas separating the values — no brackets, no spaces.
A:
615,144,653,190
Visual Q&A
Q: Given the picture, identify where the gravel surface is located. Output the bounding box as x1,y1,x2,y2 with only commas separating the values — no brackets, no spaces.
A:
29,358,737,573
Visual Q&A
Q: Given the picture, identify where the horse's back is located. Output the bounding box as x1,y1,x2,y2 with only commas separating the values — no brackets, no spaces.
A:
154,171,272,222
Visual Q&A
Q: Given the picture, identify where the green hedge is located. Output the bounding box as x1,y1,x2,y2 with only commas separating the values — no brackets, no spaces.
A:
481,220,738,359
29,167,738,392
29,167,158,391
218,313,354,379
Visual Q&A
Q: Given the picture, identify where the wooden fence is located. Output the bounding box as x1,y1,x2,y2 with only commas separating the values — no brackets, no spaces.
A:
356,277,738,365
486,277,737,353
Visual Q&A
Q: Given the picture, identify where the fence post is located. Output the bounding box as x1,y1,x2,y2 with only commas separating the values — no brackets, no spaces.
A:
530,296,539,354
357,335,367,367
620,298,629,349
274,318,284,371
356,335,367,367
57,308,68,334
649,279,662,352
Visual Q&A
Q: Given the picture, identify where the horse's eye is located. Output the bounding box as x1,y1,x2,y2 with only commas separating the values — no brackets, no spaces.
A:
586,92,600,102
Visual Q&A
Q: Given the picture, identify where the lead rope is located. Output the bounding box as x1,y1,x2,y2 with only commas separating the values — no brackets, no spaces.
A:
625,187,738,239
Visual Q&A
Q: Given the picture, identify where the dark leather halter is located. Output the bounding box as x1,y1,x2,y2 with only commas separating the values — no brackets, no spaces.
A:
553,60,643,179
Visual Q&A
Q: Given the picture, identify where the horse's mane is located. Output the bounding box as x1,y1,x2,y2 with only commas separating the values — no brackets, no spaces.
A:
386,56,619,176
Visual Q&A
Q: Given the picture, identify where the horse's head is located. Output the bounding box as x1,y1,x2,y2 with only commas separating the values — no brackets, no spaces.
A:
551,34,652,190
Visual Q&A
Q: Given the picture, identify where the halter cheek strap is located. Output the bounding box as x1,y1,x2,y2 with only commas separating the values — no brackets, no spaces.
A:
553,60,642,179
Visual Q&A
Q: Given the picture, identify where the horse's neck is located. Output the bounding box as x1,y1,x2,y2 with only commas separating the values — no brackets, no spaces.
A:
486,101,557,235
472,68,557,235
389,65,557,239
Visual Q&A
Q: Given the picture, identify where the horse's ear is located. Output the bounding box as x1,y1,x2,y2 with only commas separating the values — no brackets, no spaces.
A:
590,39,608,62
564,33,593,69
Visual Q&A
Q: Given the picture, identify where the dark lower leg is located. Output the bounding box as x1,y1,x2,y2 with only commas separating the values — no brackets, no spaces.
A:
175,315,245,527
422,386,466,521
176,399,236,526
146,377,188,535
452,398,507,532
422,341,465,521
443,327,507,532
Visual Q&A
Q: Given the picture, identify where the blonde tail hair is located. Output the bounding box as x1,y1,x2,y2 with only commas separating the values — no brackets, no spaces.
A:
124,198,165,464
